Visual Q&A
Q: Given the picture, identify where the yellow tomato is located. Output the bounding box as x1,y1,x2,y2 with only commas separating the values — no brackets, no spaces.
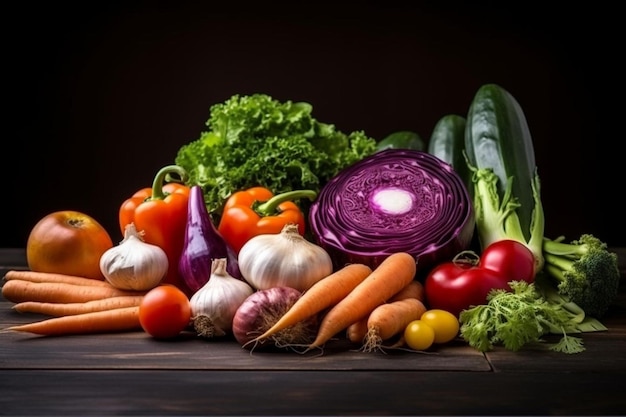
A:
404,320,435,351
420,309,460,344
26,210,114,280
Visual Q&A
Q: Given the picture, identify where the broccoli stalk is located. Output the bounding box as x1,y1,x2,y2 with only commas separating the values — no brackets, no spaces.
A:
468,164,545,273
542,234,620,318
468,164,620,320
534,273,608,332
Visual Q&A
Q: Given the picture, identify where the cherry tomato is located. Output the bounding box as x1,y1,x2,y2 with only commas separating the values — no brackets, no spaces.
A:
424,262,510,317
480,239,536,283
404,320,435,351
139,285,191,339
26,210,114,280
420,309,460,344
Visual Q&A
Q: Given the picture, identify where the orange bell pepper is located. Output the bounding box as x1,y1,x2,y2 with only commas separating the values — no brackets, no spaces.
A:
217,187,317,254
119,165,190,293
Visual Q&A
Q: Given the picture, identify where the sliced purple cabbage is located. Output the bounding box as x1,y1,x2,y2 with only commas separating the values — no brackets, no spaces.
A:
308,149,475,277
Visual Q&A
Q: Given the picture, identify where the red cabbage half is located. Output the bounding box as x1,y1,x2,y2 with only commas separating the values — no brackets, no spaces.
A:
308,149,475,276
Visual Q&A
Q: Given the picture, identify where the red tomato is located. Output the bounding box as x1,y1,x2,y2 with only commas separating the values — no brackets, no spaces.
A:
26,210,114,280
479,240,536,283
139,285,191,339
424,261,510,317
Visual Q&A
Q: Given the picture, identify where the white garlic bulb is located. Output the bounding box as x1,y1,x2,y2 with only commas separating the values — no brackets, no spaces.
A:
238,223,333,292
99,223,168,291
189,257,254,338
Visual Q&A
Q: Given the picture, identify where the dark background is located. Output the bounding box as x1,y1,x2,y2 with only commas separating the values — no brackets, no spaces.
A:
5,3,623,248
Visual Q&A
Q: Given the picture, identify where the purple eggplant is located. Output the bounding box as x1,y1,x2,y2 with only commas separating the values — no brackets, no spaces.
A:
179,185,242,294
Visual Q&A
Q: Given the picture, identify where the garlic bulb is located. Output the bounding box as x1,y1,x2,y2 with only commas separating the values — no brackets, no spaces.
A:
189,257,254,338
238,223,333,292
99,223,168,291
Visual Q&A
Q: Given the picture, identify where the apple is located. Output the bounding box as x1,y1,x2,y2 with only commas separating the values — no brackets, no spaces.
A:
26,210,114,280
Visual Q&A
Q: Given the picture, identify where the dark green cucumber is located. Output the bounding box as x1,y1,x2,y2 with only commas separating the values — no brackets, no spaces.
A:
375,131,425,152
427,114,470,191
465,83,537,242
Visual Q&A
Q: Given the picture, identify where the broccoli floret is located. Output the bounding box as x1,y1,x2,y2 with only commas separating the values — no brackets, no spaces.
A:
533,273,608,332
542,234,620,318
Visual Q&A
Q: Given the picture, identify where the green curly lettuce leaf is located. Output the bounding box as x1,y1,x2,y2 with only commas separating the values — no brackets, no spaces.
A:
174,94,377,217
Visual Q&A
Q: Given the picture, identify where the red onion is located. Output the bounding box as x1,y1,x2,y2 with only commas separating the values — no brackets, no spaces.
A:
179,185,242,294
308,149,475,276
232,286,318,350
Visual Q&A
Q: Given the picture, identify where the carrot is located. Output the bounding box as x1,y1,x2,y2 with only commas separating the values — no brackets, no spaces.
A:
1,279,145,304
388,280,425,303
12,295,145,316
3,270,110,287
6,306,141,336
307,252,417,350
345,280,425,344
247,263,373,346
346,318,369,344
361,298,427,352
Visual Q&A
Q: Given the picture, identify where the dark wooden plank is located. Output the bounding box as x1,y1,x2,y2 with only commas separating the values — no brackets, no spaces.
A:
486,329,626,373
0,369,623,416
0,248,26,267
0,299,490,372
0,250,27,279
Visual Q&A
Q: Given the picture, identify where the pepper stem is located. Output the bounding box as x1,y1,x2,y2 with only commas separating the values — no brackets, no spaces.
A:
255,190,317,216
149,165,188,201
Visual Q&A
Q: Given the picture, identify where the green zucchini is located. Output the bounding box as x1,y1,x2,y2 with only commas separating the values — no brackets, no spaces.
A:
427,114,470,191
375,131,425,152
465,83,539,244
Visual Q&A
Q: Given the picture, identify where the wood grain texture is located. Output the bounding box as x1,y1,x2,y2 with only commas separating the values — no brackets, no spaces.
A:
0,369,623,416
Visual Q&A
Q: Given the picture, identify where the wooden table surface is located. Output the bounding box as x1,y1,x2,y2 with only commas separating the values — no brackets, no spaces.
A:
1,248,625,416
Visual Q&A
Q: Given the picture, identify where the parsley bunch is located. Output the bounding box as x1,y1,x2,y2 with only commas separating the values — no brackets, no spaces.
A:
459,280,605,354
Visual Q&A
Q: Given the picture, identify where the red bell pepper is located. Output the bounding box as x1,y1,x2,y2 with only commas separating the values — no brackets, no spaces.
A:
119,165,190,293
217,187,317,254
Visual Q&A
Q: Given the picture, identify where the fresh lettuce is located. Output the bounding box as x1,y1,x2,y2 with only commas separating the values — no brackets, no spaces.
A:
174,94,377,218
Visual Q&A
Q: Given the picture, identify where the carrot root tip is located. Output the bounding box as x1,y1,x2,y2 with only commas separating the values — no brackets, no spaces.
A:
362,327,384,353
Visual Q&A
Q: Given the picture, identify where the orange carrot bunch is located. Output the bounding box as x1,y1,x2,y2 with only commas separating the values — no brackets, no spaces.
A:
346,280,426,345
2,270,146,336
306,252,418,351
